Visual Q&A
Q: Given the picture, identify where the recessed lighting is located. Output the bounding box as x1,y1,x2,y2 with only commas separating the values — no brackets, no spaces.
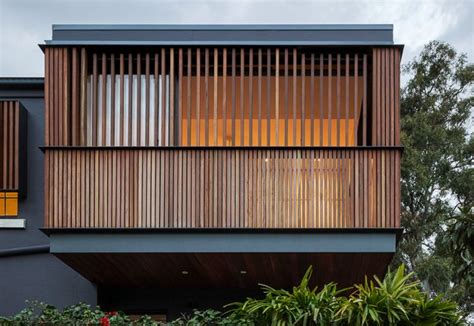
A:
240,270,247,275
181,270,189,275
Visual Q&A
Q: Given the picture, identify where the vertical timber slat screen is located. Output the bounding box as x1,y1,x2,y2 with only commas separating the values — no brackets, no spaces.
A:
44,148,400,228
0,101,26,193
45,47,401,147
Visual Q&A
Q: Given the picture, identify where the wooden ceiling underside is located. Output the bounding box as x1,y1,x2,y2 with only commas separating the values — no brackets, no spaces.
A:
56,252,393,289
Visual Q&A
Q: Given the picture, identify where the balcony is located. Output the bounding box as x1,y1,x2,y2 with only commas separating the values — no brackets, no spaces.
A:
44,147,400,229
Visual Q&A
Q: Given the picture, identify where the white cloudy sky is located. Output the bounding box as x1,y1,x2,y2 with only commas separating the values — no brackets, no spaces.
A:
0,0,473,77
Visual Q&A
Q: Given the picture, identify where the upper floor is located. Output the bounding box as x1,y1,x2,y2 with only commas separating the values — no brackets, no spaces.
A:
39,24,403,230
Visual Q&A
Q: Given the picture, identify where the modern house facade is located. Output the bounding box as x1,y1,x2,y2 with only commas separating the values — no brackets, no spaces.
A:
0,24,402,319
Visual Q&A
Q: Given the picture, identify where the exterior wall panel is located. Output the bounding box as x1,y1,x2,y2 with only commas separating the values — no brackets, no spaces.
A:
45,148,400,228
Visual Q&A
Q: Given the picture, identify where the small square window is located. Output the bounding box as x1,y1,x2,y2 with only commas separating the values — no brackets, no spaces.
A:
0,192,18,217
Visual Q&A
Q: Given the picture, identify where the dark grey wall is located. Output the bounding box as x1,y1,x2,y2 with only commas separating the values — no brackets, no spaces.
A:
0,97,46,249
0,89,97,316
0,253,96,316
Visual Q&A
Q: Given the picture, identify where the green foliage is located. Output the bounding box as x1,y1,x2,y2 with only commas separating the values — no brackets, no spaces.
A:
0,301,157,325
395,40,473,312
227,266,345,325
0,265,465,325
337,265,464,325
169,309,250,325
225,265,464,325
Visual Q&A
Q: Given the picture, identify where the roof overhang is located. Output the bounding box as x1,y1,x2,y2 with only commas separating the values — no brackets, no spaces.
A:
46,229,401,288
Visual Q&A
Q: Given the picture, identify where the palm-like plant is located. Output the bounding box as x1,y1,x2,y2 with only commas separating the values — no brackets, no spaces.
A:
336,265,465,325
227,266,346,325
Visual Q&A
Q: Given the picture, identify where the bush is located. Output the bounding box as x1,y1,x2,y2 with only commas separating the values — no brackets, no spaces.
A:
0,265,465,325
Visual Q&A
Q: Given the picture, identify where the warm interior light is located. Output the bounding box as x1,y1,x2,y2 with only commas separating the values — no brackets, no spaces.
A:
181,270,189,275
0,192,18,217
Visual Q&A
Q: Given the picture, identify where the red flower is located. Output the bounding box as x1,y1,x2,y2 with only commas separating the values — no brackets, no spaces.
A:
100,316,110,326
107,311,118,316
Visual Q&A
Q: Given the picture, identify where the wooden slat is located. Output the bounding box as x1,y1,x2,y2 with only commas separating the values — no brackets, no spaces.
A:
110,53,116,146
266,49,271,146
145,53,150,146
170,48,175,146
153,53,159,146
284,49,289,146
354,53,358,145
222,49,227,147
336,54,340,146
328,54,332,146
204,48,209,146
186,49,191,146
310,54,315,146
345,54,350,146
248,48,254,145
275,49,279,146
92,53,98,146
301,52,305,146
319,53,323,146
136,53,142,146
240,48,245,146
257,49,262,147
213,48,218,146
292,49,297,146
101,53,107,146
128,53,133,146
71,48,79,145
231,48,236,146
196,48,201,146
363,54,367,146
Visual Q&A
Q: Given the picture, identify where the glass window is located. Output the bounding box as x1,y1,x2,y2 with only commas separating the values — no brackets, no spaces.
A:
0,191,18,217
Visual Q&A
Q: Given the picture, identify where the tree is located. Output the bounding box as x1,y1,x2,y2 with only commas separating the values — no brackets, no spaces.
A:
393,40,473,313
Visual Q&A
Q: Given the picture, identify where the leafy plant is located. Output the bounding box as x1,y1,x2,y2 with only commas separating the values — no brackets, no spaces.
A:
227,266,346,325
337,265,465,325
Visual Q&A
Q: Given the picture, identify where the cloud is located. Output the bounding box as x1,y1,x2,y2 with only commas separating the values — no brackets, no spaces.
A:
0,0,472,77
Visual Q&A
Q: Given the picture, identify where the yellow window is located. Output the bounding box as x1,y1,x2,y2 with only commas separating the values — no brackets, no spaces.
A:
0,192,18,217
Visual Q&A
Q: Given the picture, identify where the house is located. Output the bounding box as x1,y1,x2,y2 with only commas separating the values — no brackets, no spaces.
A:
0,24,403,320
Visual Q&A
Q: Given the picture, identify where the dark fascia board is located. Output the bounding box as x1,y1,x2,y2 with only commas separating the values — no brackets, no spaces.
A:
39,146,405,152
48,230,400,254
0,78,44,90
45,24,395,46
0,78,44,98
53,24,394,31
41,227,403,235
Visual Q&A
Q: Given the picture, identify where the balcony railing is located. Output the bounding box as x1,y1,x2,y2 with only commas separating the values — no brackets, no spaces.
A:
44,147,400,229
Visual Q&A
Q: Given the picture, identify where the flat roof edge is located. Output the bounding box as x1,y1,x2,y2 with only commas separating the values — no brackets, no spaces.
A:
52,24,394,31
44,40,395,46
50,24,394,45
0,77,44,90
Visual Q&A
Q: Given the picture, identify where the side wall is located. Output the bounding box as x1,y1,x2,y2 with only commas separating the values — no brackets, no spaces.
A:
0,88,96,316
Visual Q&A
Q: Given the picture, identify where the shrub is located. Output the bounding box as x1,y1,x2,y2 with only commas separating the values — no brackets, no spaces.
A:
0,265,465,325
227,266,345,325
337,265,465,325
